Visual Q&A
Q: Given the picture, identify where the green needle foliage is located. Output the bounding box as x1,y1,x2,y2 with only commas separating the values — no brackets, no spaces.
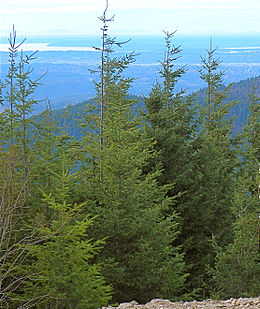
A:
0,28,44,307
212,89,260,299
145,36,239,299
180,44,238,298
144,31,198,194
78,28,188,304
0,28,111,308
21,164,112,309
144,31,198,298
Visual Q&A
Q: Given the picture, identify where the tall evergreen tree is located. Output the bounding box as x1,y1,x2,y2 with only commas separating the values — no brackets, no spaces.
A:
77,23,188,304
181,43,238,297
0,29,42,307
144,31,199,297
212,89,260,299
145,37,238,298
0,27,111,308
144,31,197,189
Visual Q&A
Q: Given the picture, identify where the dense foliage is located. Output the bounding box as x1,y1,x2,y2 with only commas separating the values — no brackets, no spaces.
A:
0,24,259,309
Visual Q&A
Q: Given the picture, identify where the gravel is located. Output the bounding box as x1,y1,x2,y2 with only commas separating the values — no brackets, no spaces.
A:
101,297,260,309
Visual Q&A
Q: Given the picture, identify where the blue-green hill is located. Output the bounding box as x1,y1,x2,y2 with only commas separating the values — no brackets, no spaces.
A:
51,76,260,137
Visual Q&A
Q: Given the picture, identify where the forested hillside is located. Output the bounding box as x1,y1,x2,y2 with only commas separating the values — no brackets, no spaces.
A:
195,75,260,131
0,24,259,309
49,75,260,138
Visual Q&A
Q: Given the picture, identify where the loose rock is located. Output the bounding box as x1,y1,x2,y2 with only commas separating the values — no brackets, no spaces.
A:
101,297,260,309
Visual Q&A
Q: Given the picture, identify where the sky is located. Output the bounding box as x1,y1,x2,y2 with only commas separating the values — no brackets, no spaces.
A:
1,0,260,37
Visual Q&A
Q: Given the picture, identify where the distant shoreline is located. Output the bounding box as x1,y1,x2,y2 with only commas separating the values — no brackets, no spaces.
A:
0,43,96,52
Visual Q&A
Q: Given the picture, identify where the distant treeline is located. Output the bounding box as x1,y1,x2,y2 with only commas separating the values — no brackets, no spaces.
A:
51,75,260,137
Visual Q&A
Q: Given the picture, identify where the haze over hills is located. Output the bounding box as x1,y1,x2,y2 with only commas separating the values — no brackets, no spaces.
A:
50,75,260,137
195,75,260,131
1,35,260,112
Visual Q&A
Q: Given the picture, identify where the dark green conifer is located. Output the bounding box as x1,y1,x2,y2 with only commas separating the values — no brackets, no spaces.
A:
78,22,188,304
212,89,260,298
144,31,198,297
182,43,238,297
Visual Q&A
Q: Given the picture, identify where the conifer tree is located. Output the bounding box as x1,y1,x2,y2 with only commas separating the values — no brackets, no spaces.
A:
0,28,90,308
144,31,199,297
15,49,40,189
29,102,68,215
180,43,238,297
0,28,45,308
80,77,187,304
77,16,188,303
144,31,197,189
145,38,238,298
19,158,112,308
212,89,260,299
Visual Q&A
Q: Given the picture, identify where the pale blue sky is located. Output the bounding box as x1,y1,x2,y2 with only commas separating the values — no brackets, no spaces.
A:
1,0,260,37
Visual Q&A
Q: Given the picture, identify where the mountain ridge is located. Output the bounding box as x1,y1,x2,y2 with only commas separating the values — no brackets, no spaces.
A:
50,75,260,137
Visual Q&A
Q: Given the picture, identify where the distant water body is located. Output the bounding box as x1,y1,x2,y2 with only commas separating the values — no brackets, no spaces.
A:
1,35,260,70
1,35,260,67
0,43,95,52
0,35,259,107
1,34,260,54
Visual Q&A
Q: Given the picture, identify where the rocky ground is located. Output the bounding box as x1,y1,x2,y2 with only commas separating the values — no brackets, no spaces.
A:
101,297,260,309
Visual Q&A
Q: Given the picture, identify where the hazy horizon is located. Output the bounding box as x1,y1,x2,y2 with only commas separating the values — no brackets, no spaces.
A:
1,33,260,51
1,0,260,37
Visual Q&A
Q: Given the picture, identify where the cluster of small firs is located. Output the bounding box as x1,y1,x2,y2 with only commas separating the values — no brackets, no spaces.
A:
0,25,259,309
